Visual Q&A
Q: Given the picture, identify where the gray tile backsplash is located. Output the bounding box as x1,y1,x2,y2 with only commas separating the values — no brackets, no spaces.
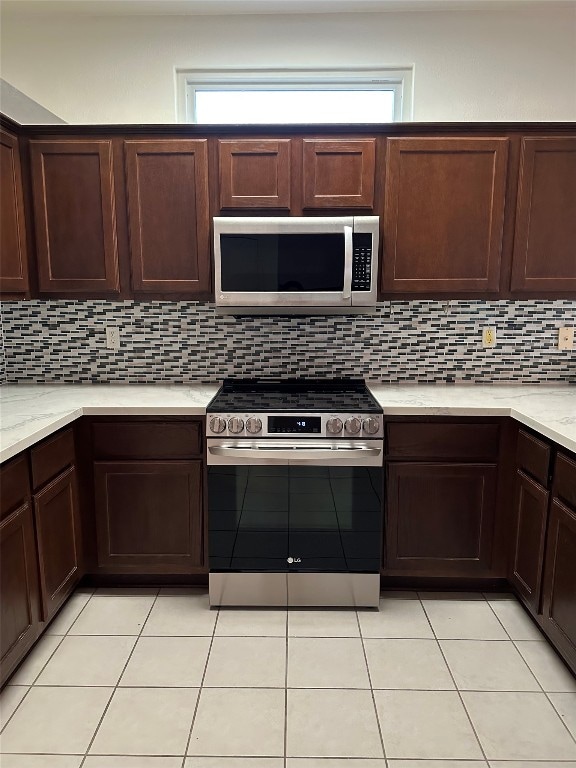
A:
0,299,574,384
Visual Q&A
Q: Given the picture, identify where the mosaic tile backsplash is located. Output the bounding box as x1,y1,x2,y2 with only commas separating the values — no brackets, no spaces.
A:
0,299,574,385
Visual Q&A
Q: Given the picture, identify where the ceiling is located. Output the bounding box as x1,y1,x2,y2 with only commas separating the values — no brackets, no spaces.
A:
2,0,574,15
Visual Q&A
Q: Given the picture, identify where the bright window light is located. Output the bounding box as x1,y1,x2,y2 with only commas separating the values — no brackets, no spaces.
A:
195,89,396,124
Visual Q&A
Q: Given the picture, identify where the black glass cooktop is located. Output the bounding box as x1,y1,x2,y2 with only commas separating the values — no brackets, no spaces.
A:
207,378,382,413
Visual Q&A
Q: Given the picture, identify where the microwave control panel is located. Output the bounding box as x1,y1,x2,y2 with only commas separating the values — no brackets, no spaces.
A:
352,233,373,291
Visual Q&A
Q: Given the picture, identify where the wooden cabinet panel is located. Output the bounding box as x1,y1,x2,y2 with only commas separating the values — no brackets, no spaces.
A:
516,429,551,488
31,428,75,491
386,462,498,575
1,454,31,522
124,140,210,294
302,139,375,209
30,140,120,294
93,460,203,573
1,501,41,686
511,137,576,293
553,453,576,510
92,421,202,460
0,129,29,294
33,466,82,621
382,137,509,293
219,139,291,209
387,422,500,461
509,470,549,612
541,499,576,673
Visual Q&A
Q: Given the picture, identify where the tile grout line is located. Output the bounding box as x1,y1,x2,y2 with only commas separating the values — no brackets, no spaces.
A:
78,587,161,767
419,595,490,765
180,601,221,767
356,604,388,764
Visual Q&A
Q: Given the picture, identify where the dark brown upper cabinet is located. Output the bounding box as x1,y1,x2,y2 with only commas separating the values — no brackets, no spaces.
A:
511,137,576,293
0,129,29,295
382,137,509,294
124,140,210,295
30,139,120,295
218,139,291,210
302,139,376,209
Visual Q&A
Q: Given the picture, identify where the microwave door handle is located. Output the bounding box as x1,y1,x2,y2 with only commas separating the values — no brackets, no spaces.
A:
342,225,353,301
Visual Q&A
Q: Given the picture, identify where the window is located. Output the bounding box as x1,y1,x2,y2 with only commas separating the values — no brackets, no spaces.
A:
176,68,413,124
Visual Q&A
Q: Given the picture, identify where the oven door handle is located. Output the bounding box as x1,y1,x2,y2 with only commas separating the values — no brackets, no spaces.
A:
342,225,353,301
208,444,381,462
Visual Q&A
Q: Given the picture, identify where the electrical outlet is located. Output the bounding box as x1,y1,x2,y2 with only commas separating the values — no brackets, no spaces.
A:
482,327,497,348
105,326,121,351
558,327,574,351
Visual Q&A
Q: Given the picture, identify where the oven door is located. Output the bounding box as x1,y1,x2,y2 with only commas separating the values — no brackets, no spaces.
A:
207,439,383,575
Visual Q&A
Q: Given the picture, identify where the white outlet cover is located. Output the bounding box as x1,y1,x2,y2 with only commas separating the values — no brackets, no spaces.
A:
482,327,497,348
558,327,574,350
105,326,121,351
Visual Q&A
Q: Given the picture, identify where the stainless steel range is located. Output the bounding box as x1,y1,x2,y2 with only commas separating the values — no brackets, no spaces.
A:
206,379,383,608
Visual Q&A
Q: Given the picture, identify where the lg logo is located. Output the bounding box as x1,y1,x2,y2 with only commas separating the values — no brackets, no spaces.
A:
287,557,302,564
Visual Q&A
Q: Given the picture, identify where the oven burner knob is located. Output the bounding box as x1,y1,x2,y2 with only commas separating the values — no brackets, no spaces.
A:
228,417,245,434
326,417,343,434
345,417,362,435
363,417,380,435
209,416,227,434
246,417,262,434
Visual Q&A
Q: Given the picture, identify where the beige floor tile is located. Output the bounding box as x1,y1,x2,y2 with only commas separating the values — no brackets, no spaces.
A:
389,762,488,768
85,758,183,767
288,609,360,637
0,686,112,754
46,590,94,635
422,600,508,640
515,640,576,691
36,635,136,686
489,763,576,767
462,690,576,760
0,757,84,767
0,685,29,730
358,599,434,639
204,636,285,687
440,640,540,691
7,635,63,685
287,761,386,767
90,687,198,756
375,690,483,759
216,609,287,636
120,636,211,687
287,688,383,758
69,595,155,635
486,598,544,640
188,688,285,756
142,595,216,636
186,760,284,768
288,637,370,688
365,639,454,690
548,691,576,737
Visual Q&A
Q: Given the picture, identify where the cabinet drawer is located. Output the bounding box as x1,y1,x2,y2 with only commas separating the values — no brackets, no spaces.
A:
516,429,551,487
92,421,202,459
31,428,75,491
554,453,576,510
386,422,500,460
1,454,31,521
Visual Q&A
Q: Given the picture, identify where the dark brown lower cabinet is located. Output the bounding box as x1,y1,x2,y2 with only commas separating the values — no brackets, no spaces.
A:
541,499,576,671
509,469,549,612
33,466,82,621
0,501,41,686
93,460,203,573
386,462,498,576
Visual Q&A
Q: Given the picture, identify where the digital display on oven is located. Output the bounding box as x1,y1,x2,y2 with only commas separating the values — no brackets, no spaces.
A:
268,416,321,434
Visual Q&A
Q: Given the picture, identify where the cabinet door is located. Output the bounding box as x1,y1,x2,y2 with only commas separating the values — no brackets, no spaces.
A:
30,140,120,294
125,140,210,294
1,502,41,686
302,139,375,209
386,462,497,575
541,499,576,673
93,460,203,573
509,470,549,612
0,129,29,294
511,137,576,293
34,467,82,621
382,137,509,293
218,139,291,209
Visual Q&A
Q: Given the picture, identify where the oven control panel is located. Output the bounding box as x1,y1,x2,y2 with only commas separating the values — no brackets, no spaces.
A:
208,413,383,439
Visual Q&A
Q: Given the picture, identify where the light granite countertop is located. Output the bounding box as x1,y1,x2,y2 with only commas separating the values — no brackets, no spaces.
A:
0,383,575,463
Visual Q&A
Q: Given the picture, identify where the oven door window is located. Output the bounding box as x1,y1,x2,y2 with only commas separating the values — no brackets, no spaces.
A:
208,465,382,572
220,234,345,293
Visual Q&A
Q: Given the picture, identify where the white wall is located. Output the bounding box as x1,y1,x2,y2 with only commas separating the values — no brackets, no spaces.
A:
1,5,575,123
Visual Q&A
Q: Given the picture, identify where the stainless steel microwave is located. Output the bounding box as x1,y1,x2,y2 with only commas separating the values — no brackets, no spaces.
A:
213,216,379,315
